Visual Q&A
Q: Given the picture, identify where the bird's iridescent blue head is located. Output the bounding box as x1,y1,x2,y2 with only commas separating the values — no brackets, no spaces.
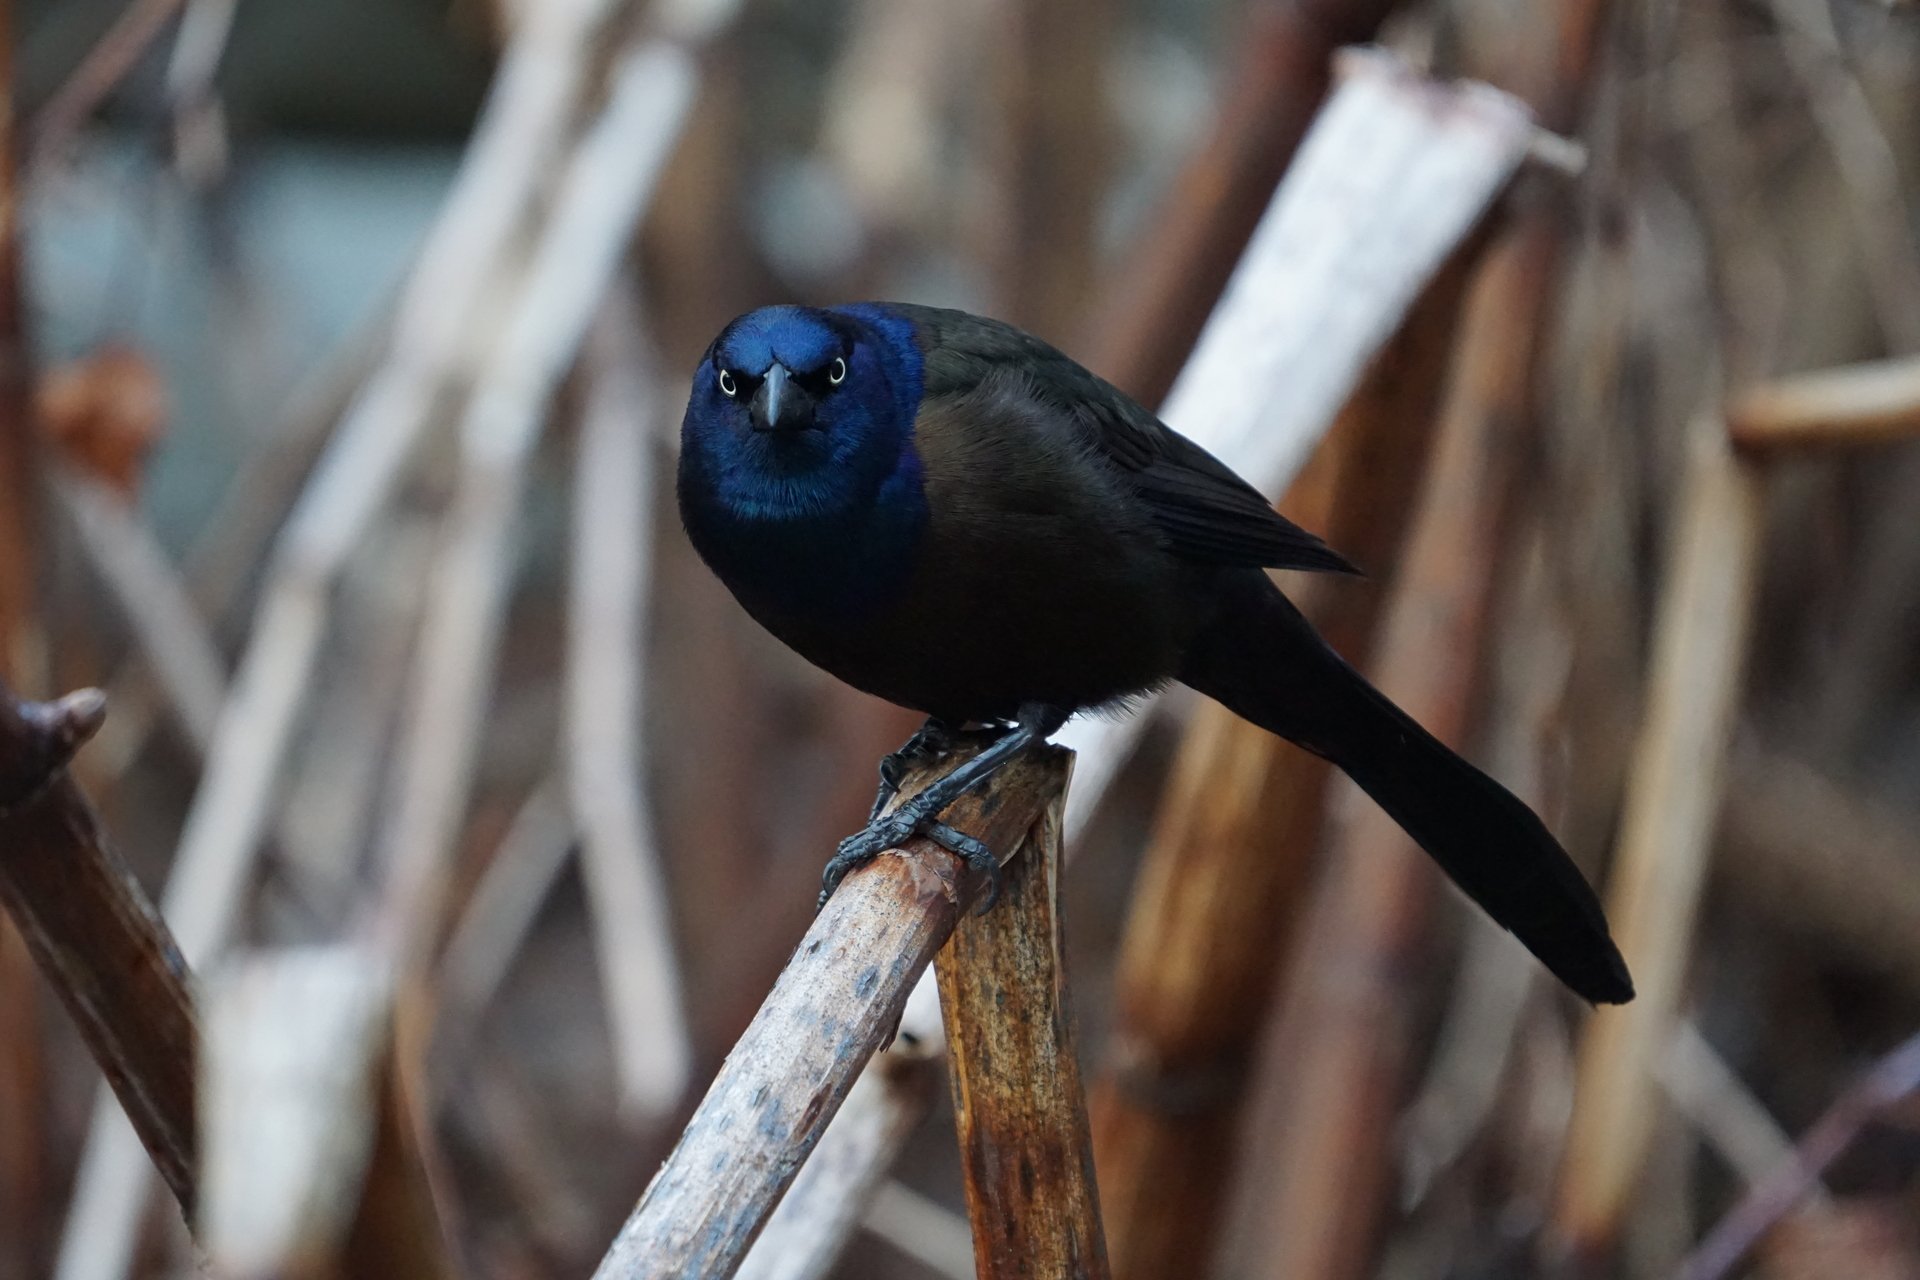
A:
680,304,926,521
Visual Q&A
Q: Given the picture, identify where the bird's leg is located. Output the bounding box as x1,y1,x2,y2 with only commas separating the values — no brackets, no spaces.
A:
821,703,1067,913
868,716,963,820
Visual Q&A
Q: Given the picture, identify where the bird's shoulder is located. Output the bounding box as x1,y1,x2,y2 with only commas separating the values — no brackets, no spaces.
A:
873,303,1355,575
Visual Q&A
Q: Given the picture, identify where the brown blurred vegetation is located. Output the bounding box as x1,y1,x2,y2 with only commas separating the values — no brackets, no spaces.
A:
2,0,1920,1277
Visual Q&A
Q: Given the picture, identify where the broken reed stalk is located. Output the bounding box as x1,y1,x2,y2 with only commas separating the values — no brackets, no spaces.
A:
1085,0,1402,407
0,683,197,1213
1090,238,1482,1280
590,741,1071,1280
1551,430,1766,1263
936,786,1108,1279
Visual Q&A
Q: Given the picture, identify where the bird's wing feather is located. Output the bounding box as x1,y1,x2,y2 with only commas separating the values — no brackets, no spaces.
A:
896,304,1356,574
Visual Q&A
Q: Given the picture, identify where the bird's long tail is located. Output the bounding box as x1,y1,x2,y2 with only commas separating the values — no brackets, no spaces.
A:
1179,573,1633,1004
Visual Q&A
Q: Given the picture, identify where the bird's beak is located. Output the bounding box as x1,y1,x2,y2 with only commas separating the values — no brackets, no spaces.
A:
750,364,815,433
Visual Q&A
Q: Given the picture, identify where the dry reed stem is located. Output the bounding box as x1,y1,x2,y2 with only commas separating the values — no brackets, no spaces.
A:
431,778,575,1074
1727,356,1920,452
1553,431,1765,1260
1055,48,1542,837
1658,1021,1828,1204
567,295,690,1118
0,684,197,1212
1090,241,1481,1280
1085,0,1402,407
58,4,657,1272
937,789,1109,1280
590,743,1071,1280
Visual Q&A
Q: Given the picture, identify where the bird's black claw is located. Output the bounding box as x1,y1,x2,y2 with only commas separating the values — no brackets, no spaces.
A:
816,807,1005,914
818,815,907,910
870,718,963,819
925,819,1002,913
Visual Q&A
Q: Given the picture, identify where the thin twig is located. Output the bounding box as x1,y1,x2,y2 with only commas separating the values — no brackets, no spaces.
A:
28,0,185,168
1658,1021,1826,1202
432,778,576,1072
1676,1029,1920,1280
54,471,226,753
590,744,1072,1280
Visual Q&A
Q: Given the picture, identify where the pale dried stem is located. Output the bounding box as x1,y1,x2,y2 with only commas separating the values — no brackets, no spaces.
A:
1554,430,1766,1257
566,294,690,1118
367,43,696,964
1727,355,1920,452
1658,1021,1827,1204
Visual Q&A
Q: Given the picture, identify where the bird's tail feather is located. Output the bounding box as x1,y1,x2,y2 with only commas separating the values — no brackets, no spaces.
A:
1180,574,1633,1005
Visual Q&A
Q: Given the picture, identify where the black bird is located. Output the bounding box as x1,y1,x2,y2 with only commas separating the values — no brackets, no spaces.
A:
677,302,1633,1004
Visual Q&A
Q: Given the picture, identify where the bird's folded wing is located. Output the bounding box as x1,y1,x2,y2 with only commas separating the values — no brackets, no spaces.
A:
905,301,1356,574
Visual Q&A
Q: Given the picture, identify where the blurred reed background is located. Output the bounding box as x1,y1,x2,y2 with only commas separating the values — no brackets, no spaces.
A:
2,0,1919,1277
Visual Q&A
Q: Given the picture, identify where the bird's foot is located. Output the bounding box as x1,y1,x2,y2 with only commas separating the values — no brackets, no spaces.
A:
818,800,1003,914
869,716,963,819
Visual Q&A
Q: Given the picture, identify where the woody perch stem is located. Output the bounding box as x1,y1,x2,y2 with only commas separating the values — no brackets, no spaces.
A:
0,685,197,1212
936,786,1109,1279
591,742,1071,1280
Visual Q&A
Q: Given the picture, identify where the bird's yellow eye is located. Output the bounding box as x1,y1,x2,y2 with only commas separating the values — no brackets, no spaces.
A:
718,368,738,397
828,357,847,386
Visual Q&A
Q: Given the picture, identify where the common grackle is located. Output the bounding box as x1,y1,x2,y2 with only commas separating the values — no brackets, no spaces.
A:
677,303,1633,1004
